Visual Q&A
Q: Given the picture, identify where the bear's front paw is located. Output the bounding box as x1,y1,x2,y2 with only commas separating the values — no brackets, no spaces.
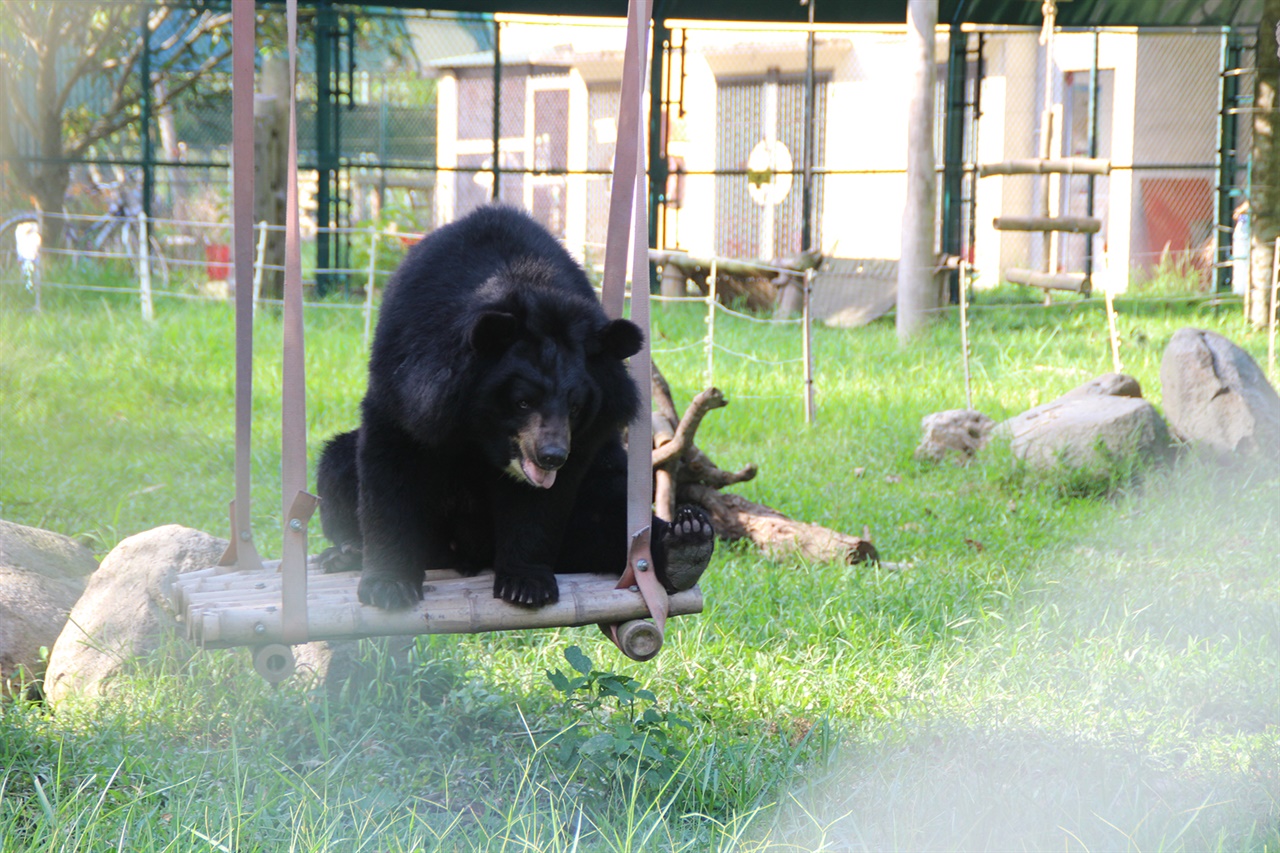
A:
357,573,423,610
656,505,715,593
494,569,559,608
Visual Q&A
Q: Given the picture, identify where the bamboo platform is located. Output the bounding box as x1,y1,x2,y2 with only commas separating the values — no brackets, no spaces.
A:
172,562,702,649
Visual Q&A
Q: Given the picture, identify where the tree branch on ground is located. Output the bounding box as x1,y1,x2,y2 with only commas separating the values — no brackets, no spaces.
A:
649,362,879,566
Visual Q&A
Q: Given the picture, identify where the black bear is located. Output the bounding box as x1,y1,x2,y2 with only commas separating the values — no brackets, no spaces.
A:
317,205,713,609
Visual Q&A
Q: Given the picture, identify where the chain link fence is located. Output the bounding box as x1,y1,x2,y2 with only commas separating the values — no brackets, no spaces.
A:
0,8,1262,303
968,27,1250,296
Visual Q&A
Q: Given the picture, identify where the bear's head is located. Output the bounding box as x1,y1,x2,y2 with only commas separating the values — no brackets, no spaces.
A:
465,285,642,489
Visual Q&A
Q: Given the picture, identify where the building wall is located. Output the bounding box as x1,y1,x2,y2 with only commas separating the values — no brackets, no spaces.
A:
430,20,1227,292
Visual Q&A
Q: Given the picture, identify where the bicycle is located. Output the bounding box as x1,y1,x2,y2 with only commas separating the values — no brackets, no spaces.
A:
62,165,172,290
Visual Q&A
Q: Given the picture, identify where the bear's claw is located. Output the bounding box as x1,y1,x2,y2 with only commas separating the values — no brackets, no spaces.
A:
494,570,559,608
317,542,362,574
657,505,715,593
358,574,423,610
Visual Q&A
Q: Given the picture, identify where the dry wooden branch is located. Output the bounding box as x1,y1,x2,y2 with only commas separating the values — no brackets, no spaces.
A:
677,446,757,489
648,361,878,567
652,388,728,467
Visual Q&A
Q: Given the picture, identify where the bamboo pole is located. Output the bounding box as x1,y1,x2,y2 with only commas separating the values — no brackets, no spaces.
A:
992,216,1101,234
1004,268,1088,292
977,157,1110,177
179,572,703,648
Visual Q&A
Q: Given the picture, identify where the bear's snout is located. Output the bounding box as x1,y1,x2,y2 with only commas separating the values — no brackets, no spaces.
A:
509,412,571,489
534,444,568,471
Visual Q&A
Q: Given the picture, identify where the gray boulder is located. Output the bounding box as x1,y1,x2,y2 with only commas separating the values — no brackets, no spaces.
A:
1160,328,1280,456
997,386,1170,472
915,409,995,464
44,524,226,704
0,521,98,695
1057,372,1143,401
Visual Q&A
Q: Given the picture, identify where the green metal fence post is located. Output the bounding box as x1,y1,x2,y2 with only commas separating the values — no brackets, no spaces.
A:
941,20,968,305
1217,29,1244,293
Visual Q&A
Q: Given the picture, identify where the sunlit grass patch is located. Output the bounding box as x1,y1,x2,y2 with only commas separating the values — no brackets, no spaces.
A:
1,281,1276,850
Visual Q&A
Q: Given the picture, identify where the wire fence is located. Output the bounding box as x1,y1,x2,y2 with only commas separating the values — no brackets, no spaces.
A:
3,11,1258,291
3,9,1277,415
4,209,1272,426
0,211,417,344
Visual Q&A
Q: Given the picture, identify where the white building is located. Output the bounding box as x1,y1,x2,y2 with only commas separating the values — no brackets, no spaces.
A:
432,18,1226,292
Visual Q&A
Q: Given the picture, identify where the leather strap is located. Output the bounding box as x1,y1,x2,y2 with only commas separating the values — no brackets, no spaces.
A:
600,0,652,321
220,0,263,571
600,0,668,653
279,0,316,644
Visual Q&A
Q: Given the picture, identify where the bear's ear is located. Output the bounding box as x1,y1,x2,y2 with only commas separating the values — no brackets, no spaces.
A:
593,318,643,360
469,311,520,354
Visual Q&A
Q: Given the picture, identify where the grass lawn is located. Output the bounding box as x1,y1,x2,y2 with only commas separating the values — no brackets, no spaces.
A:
0,276,1277,851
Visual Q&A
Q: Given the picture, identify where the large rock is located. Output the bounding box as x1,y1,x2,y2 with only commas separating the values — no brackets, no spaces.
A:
0,521,98,695
44,524,227,704
915,409,995,464
1160,328,1280,456
997,387,1170,471
1057,372,1143,401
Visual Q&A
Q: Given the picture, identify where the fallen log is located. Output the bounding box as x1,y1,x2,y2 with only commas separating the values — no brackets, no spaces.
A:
651,249,821,314
681,484,879,565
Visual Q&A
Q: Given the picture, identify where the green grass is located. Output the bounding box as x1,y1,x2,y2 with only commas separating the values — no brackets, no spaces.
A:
1,277,1277,851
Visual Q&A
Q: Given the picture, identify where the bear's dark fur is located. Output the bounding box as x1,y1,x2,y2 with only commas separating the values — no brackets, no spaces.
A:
317,205,709,609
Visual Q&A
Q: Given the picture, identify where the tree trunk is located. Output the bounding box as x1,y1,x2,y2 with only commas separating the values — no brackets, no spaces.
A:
33,171,72,249
33,33,71,248
1250,3,1280,328
897,0,942,343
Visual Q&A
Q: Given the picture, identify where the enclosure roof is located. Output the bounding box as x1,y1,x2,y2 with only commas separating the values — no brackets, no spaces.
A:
365,0,1262,28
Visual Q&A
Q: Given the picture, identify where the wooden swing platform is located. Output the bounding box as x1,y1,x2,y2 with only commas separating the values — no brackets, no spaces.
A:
172,562,702,650
193,0,683,682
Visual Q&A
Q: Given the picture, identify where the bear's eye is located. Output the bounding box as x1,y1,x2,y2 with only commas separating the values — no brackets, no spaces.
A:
570,403,581,417
516,399,531,411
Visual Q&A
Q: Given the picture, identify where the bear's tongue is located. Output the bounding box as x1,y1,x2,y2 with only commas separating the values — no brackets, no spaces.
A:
522,457,557,489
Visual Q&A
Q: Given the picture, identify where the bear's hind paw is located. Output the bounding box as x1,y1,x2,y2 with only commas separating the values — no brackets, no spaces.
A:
657,505,715,593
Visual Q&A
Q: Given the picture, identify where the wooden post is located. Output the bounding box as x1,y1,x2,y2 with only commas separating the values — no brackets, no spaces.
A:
1038,0,1058,296
137,211,153,322
959,259,972,410
364,227,379,349
1105,282,1122,373
1271,236,1280,380
897,0,940,343
802,267,815,424
706,259,718,387
252,220,268,319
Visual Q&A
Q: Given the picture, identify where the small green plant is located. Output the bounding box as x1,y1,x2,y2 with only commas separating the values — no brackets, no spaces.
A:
543,645,691,796
1132,245,1212,296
